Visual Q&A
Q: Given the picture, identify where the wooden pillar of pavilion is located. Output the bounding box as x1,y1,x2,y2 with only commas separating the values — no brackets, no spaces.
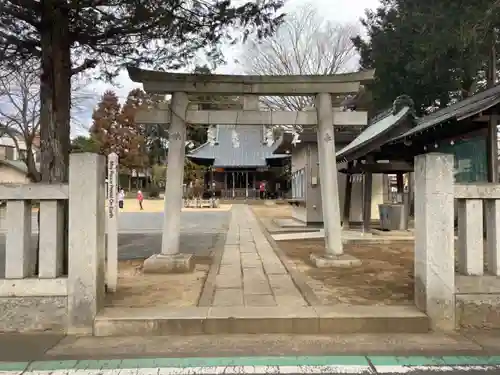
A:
224,172,228,197
342,161,354,229
210,168,214,190
408,172,414,216
487,41,498,183
487,114,499,183
396,173,404,201
245,171,249,198
232,171,235,198
362,157,374,233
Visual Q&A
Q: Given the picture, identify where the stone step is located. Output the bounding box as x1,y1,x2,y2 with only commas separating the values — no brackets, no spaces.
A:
94,305,429,336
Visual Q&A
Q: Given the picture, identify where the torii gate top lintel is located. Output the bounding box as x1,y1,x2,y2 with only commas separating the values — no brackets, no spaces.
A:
126,66,375,96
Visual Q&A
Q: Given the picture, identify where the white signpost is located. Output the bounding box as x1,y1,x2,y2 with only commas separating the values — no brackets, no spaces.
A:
106,152,119,292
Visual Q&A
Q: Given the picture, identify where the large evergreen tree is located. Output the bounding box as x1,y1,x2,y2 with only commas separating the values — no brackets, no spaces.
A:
0,0,285,183
352,0,499,114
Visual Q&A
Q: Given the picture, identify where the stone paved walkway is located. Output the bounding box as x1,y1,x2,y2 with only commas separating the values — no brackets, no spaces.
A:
212,205,307,307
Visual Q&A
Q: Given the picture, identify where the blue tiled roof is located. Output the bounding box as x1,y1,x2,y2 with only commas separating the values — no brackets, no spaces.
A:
187,125,288,167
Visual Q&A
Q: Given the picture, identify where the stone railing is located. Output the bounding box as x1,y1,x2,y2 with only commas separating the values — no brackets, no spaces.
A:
455,184,500,276
0,153,106,334
454,183,500,329
415,153,500,331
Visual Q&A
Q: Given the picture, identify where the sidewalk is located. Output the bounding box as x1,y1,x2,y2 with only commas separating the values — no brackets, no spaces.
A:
3,331,500,361
2,332,500,374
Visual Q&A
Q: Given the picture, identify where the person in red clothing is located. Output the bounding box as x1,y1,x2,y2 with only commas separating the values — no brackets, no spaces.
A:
259,181,266,200
137,190,144,210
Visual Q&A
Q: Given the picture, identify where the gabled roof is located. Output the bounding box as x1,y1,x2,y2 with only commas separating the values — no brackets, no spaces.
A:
187,125,289,168
391,84,500,142
336,96,416,162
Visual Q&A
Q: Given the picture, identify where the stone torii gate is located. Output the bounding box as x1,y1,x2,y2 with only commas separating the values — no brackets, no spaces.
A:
127,67,374,272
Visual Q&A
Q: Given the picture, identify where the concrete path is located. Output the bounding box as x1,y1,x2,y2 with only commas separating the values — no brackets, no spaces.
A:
212,205,307,308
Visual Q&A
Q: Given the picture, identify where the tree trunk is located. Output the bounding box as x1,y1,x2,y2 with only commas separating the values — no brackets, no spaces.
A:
39,0,72,275
25,142,41,183
40,0,71,184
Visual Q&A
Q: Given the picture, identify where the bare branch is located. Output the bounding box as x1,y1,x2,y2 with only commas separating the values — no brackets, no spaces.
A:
70,58,98,76
239,3,359,111
0,63,92,178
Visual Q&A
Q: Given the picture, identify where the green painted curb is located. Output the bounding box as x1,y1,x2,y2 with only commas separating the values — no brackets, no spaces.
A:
24,356,369,371
367,355,500,366
0,355,499,371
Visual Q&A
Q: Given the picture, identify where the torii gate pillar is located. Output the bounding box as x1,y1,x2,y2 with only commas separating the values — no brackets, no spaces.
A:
310,93,362,268
143,91,193,273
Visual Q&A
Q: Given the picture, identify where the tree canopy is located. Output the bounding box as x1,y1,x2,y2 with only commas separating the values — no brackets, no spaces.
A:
0,0,285,183
89,90,147,171
70,135,99,154
0,0,285,75
352,0,500,115
84,87,206,185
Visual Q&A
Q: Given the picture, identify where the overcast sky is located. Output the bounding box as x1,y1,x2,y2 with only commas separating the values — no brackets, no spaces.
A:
78,0,381,132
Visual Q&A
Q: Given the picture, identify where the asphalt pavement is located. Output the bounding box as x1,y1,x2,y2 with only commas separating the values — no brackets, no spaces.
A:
0,211,230,277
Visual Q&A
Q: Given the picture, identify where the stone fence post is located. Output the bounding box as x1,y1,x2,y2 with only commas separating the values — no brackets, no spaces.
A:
67,153,106,334
414,153,455,331
106,152,119,292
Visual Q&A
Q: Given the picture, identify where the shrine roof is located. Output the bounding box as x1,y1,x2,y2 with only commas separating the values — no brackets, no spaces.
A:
187,125,289,168
390,84,500,144
336,98,416,162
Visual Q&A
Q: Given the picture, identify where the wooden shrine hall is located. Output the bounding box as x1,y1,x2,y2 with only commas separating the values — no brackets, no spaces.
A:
337,85,500,232
187,124,290,199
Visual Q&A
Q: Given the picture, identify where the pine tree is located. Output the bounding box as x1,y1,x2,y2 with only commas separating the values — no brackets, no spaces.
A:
352,0,499,114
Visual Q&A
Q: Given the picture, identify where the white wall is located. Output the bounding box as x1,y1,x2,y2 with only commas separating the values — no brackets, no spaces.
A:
0,164,30,184
290,142,386,225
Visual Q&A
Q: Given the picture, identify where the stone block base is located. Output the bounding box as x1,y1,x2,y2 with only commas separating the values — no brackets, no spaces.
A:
310,253,362,268
94,305,429,336
143,253,194,274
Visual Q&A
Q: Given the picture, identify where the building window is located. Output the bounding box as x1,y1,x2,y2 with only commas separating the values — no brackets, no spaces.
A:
291,168,305,199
